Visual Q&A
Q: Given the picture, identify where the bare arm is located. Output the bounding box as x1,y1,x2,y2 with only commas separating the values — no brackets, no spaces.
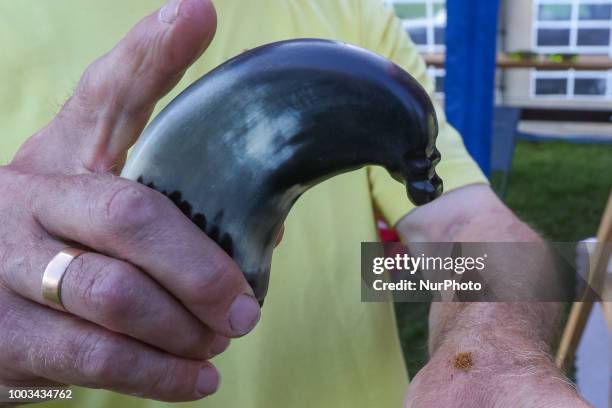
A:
397,184,590,407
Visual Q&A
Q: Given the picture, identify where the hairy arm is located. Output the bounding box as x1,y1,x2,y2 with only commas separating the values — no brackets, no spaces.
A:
397,184,589,407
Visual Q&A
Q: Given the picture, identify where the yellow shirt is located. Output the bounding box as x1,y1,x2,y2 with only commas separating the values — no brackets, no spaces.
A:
0,1,486,407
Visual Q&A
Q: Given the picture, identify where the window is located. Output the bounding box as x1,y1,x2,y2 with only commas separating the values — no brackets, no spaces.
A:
536,77,569,94
580,3,612,19
574,76,607,93
537,28,572,45
577,28,611,45
532,70,612,99
387,0,447,96
388,0,446,53
427,67,446,95
539,3,573,20
533,0,612,55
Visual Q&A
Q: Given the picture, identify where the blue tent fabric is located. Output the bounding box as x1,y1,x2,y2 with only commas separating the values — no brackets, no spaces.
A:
491,107,521,196
444,0,501,177
491,107,520,173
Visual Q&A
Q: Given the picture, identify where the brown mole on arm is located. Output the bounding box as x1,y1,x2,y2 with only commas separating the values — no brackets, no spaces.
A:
454,352,474,372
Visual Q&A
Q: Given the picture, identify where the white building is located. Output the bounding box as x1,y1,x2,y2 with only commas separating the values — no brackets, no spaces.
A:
387,0,612,108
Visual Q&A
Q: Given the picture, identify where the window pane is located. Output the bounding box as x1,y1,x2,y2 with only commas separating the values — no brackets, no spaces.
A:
538,4,572,20
574,78,607,95
579,4,612,20
535,78,568,95
577,28,611,46
394,3,426,19
434,27,445,45
406,26,428,45
537,28,571,46
433,3,446,24
435,75,445,93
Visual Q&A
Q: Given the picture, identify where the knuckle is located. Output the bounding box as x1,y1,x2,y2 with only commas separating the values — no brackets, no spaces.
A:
172,326,214,360
99,180,162,236
75,55,112,105
0,171,45,290
183,255,242,307
116,25,175,84
208,336,231,358
148,359,198,401
76,333,130,382
82,261,136,322
1,168,34,207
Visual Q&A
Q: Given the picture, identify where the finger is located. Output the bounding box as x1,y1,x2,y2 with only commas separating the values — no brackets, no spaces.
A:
30,173,261,338
0,292,219,401
16,0,217,174
208,336,230,359
3,239,217,360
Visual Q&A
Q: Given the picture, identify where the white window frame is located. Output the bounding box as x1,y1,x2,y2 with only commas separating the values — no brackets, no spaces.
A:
427,67,446,96
530,69,612,99
388,0,446,54
532,0,612,56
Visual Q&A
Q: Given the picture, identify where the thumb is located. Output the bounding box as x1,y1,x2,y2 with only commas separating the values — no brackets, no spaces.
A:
14,0,216,174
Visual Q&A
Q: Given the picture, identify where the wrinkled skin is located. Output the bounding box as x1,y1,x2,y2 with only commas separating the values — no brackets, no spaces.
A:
0,0,262,401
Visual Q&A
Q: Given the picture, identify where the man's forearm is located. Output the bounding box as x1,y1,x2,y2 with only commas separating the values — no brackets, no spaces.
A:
423,204,562,353
398,185,588,406
399,184,561,347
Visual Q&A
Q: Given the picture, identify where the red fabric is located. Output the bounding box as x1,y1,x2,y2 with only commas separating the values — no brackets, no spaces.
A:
377,219,400,242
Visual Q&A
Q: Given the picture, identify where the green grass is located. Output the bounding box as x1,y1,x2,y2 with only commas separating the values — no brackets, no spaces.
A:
505,141,611,241
396,141,612,378
395,302,430,377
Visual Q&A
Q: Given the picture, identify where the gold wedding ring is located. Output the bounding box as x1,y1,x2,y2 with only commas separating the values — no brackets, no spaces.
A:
42,248,86,311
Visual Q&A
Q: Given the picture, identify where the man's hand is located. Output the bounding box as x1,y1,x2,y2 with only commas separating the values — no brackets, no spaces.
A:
398,184,591,407
0,0,261,401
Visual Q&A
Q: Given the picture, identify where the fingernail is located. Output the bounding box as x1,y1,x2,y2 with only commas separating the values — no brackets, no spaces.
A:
228,294,261,336
159,0,183,24
197,365,219,396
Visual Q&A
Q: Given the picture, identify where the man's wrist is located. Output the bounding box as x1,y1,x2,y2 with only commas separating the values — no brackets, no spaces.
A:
407,316,589,407
408,344,586,407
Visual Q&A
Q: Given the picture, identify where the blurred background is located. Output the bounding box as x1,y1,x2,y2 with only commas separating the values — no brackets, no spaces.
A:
381,0,612,402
